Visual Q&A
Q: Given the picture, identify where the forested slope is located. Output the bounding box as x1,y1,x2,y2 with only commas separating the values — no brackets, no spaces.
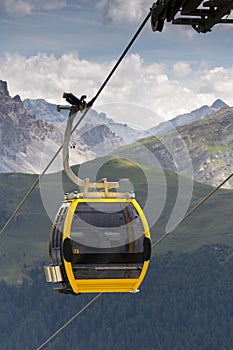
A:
0,245,233,350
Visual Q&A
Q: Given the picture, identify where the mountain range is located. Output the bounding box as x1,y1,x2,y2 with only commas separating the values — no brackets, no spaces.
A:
149,98,228,136
24,96,227,138
0,79,232,189
0,80,144,173
23,97,147,143
115,105,233,189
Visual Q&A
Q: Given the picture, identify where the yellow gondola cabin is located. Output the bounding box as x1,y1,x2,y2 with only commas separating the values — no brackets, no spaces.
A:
44,192,151,294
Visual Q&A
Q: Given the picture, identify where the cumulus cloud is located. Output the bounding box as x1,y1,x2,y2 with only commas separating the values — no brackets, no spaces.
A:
200,66,233,96
0,0,32,16
37,0,67,11
96,0,152,23
172,61,192,78
0,0,67,16
1,52,232,128
95,0,233,37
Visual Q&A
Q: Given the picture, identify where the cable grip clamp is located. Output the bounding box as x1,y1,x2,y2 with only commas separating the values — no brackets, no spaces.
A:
57,92,89,112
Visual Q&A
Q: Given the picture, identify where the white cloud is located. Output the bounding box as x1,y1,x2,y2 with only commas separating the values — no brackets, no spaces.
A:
200,66,233,96
0,0,67,16
37,0,67,11
1,52,232,128
96,0,152,23
172,61,192,78
95,0,233,38
0,0,33,16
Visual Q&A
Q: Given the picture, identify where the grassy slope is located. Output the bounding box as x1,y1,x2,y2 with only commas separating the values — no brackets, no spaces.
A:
0,156,232,283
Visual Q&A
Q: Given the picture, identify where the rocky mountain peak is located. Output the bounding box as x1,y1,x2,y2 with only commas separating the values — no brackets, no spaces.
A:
13,94,22,103
0,80,61,172
0,80,135,173
149,98,229,136
0,80,10,97
211,99,228,110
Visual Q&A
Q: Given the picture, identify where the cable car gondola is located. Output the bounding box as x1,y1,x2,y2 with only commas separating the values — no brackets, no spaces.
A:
45,194,151,294
44,94,151,294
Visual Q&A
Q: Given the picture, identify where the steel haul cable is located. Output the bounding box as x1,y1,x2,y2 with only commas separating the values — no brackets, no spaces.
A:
152,170,233,249
36,293,102,350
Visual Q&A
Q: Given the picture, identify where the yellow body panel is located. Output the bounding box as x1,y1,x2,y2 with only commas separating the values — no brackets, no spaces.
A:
62,197,150,294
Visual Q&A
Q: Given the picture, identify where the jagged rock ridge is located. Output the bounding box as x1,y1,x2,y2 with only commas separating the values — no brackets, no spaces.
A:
149,99,228,136
23,98,147,142
0,81,124,173
1,80,232,189
0,81,144,173
0,81,60,172
119,106,233,189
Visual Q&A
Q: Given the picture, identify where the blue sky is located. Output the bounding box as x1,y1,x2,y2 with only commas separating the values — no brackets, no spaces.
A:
1,0,233,128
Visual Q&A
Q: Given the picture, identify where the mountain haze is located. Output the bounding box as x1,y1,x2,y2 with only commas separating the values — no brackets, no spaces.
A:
23,98,113,124
149,99,228,136
23,97,147,143
0,81,142,173
1,80,232,191
0,81,61,173
116,106,233,189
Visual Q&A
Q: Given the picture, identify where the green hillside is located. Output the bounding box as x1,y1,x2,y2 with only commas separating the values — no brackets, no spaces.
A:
114,106,233,189
0,155,232,283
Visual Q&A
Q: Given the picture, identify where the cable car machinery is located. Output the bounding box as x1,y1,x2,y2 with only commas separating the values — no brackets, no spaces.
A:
151,0,233,33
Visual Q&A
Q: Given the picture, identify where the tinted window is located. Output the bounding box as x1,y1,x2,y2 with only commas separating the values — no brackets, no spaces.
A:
69,201,145,280
70,202,144,250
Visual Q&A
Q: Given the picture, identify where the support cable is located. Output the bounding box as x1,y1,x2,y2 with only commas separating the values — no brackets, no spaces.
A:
152,170,233,249
36,293,102,350
88,10,152,107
